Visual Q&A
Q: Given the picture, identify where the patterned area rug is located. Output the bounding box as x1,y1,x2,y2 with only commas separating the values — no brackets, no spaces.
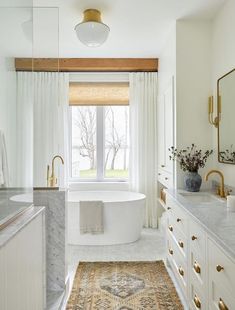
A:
66,261,183,310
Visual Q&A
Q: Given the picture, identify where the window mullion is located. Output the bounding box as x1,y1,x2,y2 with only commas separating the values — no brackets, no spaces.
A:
96,106,104,181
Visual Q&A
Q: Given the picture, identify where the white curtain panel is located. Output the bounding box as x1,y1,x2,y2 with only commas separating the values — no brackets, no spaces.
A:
129,72,158,228
33,72,69,187
16,72,34,187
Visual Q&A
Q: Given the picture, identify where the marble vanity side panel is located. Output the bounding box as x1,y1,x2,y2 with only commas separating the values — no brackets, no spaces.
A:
33,190,67,292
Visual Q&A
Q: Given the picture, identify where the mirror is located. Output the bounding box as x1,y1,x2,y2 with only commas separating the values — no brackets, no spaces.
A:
218,68,235,164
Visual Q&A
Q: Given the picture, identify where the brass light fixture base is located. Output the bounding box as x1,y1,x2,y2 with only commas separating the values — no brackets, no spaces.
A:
83,9,102,23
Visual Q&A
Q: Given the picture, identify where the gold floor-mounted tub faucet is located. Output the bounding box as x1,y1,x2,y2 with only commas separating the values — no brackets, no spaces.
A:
47,155,64,187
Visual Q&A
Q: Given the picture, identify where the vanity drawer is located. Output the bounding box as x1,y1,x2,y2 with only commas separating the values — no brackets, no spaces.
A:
168,236,188,298
209,279,235,310
189,219,206,260
190,282,206,310
190,249,206,289
168,218,187,259
167,200,188,235
208,238,235,296
158,170,173,188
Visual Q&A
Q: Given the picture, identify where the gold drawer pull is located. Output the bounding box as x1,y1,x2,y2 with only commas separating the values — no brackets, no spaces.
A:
169,248,173,255
168,225,173,232
193,261,201,274
177,218,181,222
194,294,201,309
178,266,184,276
216,265,224,272
192,235,197,241
218,298,228,310
178,240,184,248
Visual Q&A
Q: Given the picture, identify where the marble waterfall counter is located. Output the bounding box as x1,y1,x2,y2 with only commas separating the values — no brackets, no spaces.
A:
166,189,235,260
33,188,68,309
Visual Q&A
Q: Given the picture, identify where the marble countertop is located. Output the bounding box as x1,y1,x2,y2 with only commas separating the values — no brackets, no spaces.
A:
0,189,33,226
0,206,45,249
166,189,235,261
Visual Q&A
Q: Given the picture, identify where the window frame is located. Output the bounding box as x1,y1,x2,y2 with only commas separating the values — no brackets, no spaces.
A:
69,105,129,183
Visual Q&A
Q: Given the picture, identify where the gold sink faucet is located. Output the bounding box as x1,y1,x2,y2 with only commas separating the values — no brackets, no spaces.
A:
47,155,64,187
205,169,226,198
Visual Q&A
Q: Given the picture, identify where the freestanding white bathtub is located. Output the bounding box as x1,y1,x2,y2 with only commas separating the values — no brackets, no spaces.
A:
68,191,145,245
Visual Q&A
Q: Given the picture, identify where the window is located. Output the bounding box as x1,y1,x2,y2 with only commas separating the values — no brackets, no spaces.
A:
70,82,129,181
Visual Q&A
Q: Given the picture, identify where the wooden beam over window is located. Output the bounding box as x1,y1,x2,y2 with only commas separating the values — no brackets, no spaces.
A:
15,58,158,72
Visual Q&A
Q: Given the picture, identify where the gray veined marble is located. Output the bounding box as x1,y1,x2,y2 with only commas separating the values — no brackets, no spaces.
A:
33,189,68,294
166,188,235,260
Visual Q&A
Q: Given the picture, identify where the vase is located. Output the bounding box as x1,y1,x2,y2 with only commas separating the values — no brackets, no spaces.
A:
184,171,202,192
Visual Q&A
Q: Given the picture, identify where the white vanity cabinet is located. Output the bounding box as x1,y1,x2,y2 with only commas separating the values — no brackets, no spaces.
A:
166,195,188,300
208,239,235,310
157,77,174,188
0,210,45,310
165,193,235,310
189,220,207,310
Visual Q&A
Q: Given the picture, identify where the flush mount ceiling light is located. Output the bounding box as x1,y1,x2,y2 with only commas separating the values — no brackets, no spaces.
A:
75,9,110,47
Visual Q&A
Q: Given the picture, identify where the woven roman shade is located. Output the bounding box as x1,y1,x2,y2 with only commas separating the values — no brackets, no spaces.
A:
69,82,129,106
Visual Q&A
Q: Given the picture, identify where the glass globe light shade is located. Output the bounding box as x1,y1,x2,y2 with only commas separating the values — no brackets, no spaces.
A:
74,9,110,47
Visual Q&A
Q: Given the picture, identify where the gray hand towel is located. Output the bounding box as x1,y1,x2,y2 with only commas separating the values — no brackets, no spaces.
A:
79,201,104,234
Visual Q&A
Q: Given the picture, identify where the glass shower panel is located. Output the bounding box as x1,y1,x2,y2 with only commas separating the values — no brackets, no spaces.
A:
0,4,33,224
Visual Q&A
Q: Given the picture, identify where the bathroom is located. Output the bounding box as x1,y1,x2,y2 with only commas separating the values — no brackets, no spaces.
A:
0,0,235,309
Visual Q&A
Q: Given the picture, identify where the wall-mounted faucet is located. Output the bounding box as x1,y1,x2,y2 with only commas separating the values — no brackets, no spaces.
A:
47,155,64,187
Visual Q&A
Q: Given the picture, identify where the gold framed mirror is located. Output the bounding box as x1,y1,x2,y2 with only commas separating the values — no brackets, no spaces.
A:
218,68,235,164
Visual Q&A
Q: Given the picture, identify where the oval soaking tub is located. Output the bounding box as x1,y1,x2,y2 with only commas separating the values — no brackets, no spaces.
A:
68,190,145,245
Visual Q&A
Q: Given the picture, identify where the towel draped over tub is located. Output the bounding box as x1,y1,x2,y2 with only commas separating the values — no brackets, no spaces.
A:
79,201,104,234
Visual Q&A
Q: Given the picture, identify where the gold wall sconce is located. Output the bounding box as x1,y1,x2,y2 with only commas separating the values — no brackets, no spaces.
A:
208,96,221,128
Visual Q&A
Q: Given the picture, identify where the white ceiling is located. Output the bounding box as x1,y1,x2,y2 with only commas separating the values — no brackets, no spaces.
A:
34,0,226,57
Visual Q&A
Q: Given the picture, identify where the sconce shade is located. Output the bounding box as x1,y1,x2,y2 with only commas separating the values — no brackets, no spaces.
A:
75,9,110,47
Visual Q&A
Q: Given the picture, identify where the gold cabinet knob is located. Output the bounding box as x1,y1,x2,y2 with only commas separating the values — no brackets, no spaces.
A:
218,298,228,310
192,235,197,241
177,218,181,222
178,266,184,276
194,295,201,309
178,240,184,248
169,248,173,255
193,261,201,274
168,225,173,232
216,265,224,272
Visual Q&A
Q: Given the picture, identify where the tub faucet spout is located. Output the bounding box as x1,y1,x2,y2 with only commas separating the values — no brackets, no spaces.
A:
47,155,64,187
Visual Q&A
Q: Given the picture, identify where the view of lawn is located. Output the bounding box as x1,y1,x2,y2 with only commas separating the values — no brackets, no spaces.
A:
80,169,128,179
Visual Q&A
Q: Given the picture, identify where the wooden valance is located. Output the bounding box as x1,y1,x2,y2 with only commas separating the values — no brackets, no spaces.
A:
69,82,129,106
15,58,158,72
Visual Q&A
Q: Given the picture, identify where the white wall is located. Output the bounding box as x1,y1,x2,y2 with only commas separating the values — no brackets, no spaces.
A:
158,24,176,96
175,20,214,188
211,0,235,186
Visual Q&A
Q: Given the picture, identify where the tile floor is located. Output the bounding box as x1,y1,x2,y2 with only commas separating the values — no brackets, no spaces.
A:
67,228,165,267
